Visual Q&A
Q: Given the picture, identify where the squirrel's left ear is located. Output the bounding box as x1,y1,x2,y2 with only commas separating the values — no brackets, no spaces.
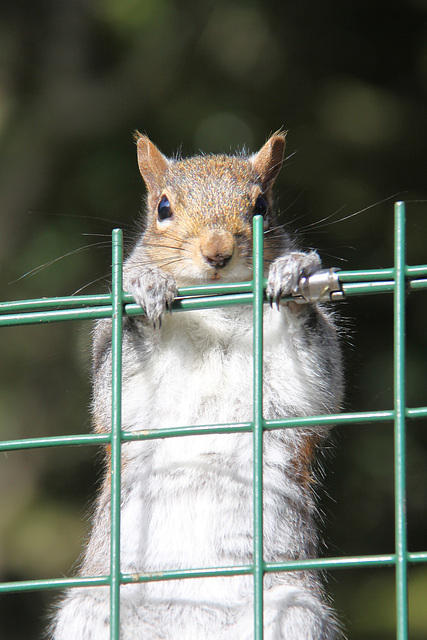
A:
135,133,169,194
251,132,286,192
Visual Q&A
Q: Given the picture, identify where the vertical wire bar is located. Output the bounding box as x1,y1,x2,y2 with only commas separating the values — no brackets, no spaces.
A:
394,202,408,640
110,229,123,640
252,215,265,640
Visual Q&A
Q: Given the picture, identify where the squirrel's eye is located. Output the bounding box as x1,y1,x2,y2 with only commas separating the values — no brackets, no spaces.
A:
254,195,268,217
157,195,173,221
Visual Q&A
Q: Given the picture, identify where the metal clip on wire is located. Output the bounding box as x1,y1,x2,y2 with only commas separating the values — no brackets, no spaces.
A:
292,268,344,304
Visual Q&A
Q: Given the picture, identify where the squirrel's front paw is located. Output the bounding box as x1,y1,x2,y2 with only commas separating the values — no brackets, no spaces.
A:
266,251,321,307
126,268,178,328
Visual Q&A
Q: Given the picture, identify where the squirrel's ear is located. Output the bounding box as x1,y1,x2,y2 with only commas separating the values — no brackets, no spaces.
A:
251,132,286,192
135,135,169,193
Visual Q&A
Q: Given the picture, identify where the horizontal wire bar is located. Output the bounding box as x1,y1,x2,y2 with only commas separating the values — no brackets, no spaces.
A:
0,305,114,327
126,292,254,316
1,265,427,326
341,281,395,296
338,265,427,281
266,550,427,573
2,551,426,595
122,565,252,584
1,280,425,326
159,282,254,297
121,422,253,441
410,279,427,290
0,284,256,317
338,269,394,281
0,294,255,326
121,406,426,443
2,407,426,452
265,555,395,572
406,265,427,277
407,406,427,419
409,551,427,563
266,410,395,429
0,432,110,452
0,294,112,314
0,575,109,594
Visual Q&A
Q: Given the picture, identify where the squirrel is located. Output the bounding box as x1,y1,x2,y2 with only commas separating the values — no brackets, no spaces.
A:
50,132,344,639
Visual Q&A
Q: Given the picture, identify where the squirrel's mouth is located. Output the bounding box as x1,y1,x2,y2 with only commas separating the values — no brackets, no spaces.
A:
204,261,253,284
169,251,252,285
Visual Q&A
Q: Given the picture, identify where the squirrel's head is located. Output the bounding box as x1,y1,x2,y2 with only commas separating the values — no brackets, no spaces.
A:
134,132,288,285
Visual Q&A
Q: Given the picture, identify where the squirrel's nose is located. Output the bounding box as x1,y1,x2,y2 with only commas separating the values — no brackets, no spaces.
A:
200,230,234,269
205,253,232,269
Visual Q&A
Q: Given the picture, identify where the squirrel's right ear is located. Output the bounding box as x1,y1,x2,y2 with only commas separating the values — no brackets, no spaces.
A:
251,132,286,192
135,134,169,193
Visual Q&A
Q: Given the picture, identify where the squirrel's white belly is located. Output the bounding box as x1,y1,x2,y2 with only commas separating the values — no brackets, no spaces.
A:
118,307,320,597
122,307,255,432
120,308,255,584
121,305,318,433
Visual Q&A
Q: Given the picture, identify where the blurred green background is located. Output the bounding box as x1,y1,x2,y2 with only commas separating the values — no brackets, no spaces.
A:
0,1,426,638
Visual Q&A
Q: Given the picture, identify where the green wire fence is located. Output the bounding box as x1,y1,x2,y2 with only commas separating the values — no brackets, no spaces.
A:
0,201,426,639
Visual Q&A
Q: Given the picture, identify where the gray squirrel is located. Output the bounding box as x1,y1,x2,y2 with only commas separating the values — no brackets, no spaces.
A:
50,132,343,639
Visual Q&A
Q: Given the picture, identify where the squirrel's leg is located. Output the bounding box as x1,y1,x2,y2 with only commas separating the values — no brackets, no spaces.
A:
232,583,339,640
263,583,339,640
49,587,110,640
50,586,166,640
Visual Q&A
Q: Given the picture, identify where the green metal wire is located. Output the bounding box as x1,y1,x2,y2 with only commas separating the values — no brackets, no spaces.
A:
394,203,408,640
110,229,124,639
3,551,427,596
2,408,427,454
252,214,265,640
1,266,426,328
0,203,426,639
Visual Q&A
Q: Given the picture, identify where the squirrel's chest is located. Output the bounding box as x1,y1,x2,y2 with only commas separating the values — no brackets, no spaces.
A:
120,306,311,437
122,309,259,431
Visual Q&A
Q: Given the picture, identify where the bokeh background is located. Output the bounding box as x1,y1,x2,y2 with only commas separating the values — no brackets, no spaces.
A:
1,1,427,638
